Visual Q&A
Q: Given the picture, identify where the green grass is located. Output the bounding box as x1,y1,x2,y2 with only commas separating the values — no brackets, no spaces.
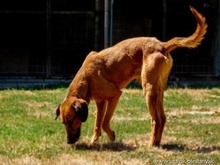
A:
0,88,220,164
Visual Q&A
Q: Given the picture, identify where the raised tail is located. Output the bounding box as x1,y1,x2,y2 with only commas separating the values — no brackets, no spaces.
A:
164,6,207,55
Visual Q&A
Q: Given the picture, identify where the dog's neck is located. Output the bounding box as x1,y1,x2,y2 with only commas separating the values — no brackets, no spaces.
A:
66,76,91,103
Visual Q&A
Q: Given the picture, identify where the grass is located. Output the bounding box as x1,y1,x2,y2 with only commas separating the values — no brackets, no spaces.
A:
0,87,220,164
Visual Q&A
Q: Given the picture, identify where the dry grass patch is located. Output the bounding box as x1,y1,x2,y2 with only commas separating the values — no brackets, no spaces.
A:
191,116,220,124
22,101,52,118
165,88,210,101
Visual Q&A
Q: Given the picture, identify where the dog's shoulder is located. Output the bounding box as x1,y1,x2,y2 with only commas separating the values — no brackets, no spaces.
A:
81,50,105,71
88,51,98,56
83,51,99,63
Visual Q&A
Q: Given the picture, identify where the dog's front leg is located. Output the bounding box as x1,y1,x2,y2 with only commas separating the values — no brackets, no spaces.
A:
102,91,122,141
91,100,107,144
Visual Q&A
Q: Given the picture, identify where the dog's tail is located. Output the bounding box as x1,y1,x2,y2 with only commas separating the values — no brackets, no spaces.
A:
163,6,207,55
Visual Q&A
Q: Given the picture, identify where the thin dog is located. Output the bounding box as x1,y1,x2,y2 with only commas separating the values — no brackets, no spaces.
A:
55,7,207,147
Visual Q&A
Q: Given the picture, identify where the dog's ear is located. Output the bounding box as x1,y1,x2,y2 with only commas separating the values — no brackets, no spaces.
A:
55,104,61,120
72,101,88,122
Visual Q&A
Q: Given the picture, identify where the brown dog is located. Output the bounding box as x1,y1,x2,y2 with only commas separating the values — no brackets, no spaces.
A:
55,7,207,147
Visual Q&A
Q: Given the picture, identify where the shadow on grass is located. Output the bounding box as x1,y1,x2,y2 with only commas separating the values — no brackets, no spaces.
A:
162,144,220,153
75,141,135,152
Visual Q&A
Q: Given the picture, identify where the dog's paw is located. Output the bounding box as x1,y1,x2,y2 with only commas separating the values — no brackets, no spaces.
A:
90,134,100,144
109,131,115,142
148,141,160,148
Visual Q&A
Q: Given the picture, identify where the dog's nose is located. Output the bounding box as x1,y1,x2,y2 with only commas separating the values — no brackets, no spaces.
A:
67,136,77,144
66,127,81,144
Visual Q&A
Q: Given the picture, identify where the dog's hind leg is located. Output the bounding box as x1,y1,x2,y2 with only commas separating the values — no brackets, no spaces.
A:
91,100,107,143
102,91,122,141
145,83,166,147
141,52,172,147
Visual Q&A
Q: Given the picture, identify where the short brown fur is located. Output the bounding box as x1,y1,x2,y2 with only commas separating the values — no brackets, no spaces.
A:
56,7,207,146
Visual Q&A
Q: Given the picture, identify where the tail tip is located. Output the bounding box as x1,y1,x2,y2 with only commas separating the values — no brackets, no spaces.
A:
189,5,195,11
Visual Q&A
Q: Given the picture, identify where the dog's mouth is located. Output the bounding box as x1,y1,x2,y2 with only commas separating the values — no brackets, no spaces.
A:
67,127,81,144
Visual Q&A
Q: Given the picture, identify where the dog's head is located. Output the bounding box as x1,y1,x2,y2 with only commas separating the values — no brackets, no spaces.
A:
55,97,88,144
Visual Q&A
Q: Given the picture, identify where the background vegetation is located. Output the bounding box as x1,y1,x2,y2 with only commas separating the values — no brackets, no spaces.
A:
0,87,220,164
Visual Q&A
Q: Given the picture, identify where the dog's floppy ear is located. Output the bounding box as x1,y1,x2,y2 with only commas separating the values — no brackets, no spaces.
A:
72,101,88,122
55,104,61,120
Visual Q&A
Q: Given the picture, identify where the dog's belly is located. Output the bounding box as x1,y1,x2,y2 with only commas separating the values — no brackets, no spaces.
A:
105,65,142,89
89,68,140,100
100,67,140,89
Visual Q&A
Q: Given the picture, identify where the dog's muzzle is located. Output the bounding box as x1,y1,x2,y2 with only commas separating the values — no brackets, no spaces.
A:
67,127,81,144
